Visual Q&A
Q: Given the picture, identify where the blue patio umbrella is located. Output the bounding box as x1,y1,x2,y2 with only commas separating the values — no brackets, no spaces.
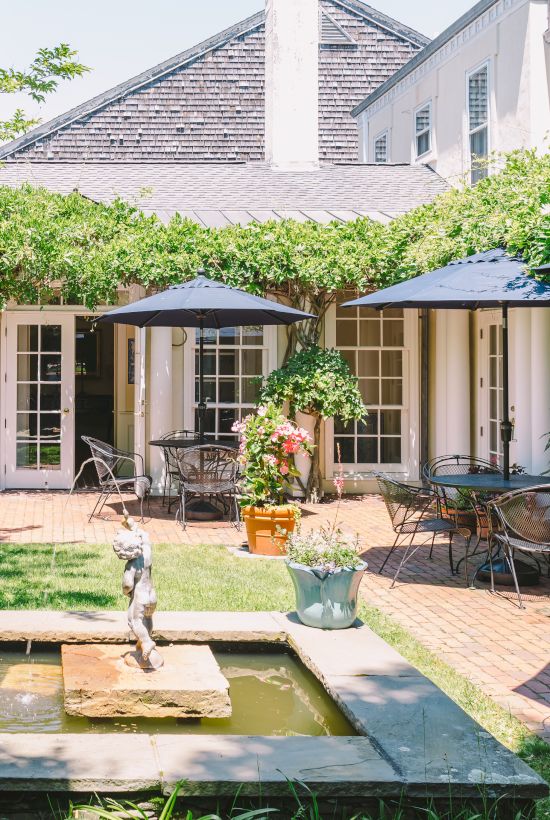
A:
99,271,315,440
342,249,550,480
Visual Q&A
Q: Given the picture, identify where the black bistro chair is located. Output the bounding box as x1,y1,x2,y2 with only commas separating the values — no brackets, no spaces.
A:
81,436,152,521
487,485,550,608
423,454,502,583
175,445,240,530
159,429,195,511
375,473,468,588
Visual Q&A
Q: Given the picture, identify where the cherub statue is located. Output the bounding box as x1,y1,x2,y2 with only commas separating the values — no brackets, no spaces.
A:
112,514,164,670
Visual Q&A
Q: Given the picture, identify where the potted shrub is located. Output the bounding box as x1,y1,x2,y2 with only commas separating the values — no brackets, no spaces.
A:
233,405,313,555
286,526,367,629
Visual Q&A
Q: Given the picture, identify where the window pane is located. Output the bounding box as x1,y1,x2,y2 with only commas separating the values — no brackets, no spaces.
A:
17,326,38,352
17,384,37,411
336,321,357,347
16,442,37,468
242,326,263,346
219,350,239,376
219,327,238,345
17,354,38,382
335,437,354,463
357,438,377,463
490,389,498,420
490,421,498,453
416,107,430,133
374,133,387,163
196,351,217,376
380,409,401,435
382,308,403,318
416,131,430,156
40,355,62,381
39,413,61,440
41,325,62,352
359,412,378,435
242,377,260,404
381,350,402,377
381,437,401,464
382,321,404,347
359,320,380,346
195,378,216,402
381,379,403,405
470,128,488,164
195,408,215,433
358,350,379,377
242,349,262,376
489,324,497,355
360,379,379,405
340,349,356,375
334,416,354,435
195,328,216,345
16,413,37,439
218,408,237,434
219,378,239,403
40,384,61,411
39,443,61,469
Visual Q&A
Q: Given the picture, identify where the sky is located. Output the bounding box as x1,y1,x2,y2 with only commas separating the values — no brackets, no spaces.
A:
0,1,475,128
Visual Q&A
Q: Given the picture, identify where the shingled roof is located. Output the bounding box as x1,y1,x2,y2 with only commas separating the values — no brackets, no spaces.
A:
0,0,428,165
0,161,448,226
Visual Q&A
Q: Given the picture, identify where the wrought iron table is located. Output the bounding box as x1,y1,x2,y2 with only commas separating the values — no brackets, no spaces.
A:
429,473,550,585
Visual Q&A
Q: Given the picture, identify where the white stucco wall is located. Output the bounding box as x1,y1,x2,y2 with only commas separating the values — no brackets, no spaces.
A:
357,0,549,185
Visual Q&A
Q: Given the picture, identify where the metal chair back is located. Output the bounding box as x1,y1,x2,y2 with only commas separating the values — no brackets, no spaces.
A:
160,430,195,473
489,486,550,552
375,473,429,532
81,436,136,486
176,445,239,494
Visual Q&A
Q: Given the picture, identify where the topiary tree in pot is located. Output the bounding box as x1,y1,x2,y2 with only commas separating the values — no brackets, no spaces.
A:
259,346,367,501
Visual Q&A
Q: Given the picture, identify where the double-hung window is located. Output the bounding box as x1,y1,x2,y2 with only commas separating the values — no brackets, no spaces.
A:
373,131,388,164
414,103,431,158
468,63,489,184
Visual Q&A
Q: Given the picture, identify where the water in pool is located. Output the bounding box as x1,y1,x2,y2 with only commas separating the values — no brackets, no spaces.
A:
0,647,355,737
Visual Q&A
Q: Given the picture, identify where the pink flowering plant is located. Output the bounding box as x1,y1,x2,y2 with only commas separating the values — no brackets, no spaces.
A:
232,404,313,507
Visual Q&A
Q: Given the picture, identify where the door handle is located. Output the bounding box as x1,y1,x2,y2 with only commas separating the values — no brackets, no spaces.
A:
63,408,70,415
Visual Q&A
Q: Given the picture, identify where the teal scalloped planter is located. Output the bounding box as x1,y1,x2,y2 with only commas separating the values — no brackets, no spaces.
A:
286,560,367,629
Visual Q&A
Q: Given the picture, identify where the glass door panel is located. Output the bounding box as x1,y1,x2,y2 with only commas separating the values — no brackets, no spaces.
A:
5,314,74,489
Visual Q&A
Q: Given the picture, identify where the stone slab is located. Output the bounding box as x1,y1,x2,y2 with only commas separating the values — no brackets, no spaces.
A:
0,610,285,644
62,644,231,719
323,674,548,797
278,612,422,678
0,733,159,792
155,735,400,796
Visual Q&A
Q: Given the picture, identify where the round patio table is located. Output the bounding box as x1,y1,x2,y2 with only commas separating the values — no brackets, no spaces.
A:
429,473,550,585
149,438,238,520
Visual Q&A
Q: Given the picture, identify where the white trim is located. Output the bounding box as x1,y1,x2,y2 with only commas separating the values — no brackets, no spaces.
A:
373,129,390,163
413,99,432,161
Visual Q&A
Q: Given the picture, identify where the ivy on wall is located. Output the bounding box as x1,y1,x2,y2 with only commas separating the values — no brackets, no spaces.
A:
0,149,548,317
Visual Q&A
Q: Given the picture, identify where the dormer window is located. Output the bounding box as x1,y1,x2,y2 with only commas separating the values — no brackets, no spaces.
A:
374,131,389,164
414,102,431,158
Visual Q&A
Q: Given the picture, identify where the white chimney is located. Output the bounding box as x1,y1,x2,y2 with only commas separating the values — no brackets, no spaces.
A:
264,0,319,169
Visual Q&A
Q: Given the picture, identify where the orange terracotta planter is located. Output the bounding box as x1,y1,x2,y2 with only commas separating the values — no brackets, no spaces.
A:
242,505,297,556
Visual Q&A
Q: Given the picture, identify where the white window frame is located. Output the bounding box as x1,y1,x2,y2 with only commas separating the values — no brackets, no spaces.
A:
466,59,491,185
324,301,420,481
183,325,278,436
373,129,390,164
413,100,432,160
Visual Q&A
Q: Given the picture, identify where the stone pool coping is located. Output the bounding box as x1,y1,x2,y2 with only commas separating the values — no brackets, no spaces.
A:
0,609,547,801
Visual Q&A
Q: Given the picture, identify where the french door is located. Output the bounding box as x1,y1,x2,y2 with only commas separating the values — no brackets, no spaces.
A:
477,311,503,467
4,313,75,489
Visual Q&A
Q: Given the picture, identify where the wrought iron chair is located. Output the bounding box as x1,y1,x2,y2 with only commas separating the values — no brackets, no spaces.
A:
487,485,550,608
423,454,502,583
175,445,240,530
81,436,152,522
375,473,468,588
159,430,195,511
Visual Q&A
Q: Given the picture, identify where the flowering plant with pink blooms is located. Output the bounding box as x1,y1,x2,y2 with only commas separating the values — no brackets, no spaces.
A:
232,404,314,507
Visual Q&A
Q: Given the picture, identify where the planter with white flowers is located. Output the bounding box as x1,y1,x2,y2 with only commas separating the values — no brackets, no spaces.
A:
286,526,367,629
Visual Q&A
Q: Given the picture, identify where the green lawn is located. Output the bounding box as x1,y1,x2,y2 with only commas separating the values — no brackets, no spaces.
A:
1,541,548,817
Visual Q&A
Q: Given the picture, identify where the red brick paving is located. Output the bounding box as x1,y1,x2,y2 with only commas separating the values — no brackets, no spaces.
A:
0,489,549,740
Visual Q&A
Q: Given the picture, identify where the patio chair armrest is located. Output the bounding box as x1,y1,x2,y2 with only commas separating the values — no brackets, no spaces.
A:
115,451,145,477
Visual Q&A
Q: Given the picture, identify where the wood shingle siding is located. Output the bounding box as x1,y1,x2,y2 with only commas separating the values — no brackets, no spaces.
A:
0,0,427,165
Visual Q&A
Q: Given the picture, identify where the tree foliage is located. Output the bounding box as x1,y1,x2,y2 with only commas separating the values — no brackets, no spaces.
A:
259,346,367,498
0,148,548,314
0,44,90,142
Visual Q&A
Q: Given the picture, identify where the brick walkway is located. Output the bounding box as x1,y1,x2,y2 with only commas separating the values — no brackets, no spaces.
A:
0,489,549,741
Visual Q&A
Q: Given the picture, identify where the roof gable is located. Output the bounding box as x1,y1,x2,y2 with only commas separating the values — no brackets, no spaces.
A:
0,0,428,164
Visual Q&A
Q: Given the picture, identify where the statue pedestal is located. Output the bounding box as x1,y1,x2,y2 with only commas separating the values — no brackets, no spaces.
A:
61,644,231,719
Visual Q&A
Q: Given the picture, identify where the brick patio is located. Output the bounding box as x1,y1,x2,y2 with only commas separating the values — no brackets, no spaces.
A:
0,489,549,741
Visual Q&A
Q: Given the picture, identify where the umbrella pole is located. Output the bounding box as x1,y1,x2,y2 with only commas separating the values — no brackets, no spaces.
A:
500,304,512,481
198,319,205,443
